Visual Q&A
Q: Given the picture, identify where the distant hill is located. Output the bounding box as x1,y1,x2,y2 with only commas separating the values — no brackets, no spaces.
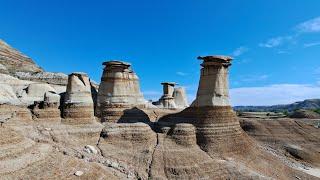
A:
234,99,320,112
0,39,68,85
0,39,43,75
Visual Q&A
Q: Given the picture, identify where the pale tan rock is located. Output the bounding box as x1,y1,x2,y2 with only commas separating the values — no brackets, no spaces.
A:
191,55,233,107
31,92,61,122
62,72,94,124
154,82,177,109
20,83,57,105
98,123,157,179
64,72,93,104
0,39,43,75
0,84,20,104
173,87,189,109
98,61,150,122
98,61,146,106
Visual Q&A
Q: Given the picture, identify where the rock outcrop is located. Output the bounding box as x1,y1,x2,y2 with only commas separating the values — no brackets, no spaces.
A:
160,56,247,155
98,123,157,179
153,82,177,109
31,92,61,122
20,83,57,105
15,72,68,86
62,72,94,124
154,55,314,179
0,39,43,75
173,87,189,109
191,56,232,107
98,61,151,123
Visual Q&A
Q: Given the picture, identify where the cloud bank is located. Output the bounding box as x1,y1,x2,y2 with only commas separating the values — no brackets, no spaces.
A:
230,84,320,106
296,16,320,33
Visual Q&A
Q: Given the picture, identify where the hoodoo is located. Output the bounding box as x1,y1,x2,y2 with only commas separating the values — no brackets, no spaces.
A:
98,61,150,122
154,82,177,109
160,55,249,155
62,72,94,124
191,55,232,107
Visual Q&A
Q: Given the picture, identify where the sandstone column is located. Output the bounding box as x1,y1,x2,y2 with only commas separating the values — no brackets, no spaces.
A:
160,55,249,156
191,55,232,107
154,82,177,109
62,72,94,124
98,61,149,122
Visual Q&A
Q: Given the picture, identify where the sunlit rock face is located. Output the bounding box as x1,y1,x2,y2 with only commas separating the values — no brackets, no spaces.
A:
0,39,43,75
191,56,232,107
31,91,61,122
98,61,151,123
159,55,250,155
173,87,189,109
62,72,94,124
153,82,177,109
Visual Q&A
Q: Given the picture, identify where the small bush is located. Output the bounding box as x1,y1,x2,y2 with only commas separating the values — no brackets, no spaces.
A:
313,109,320,114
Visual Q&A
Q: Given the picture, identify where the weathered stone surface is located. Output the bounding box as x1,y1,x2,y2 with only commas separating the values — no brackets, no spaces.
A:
0,39,43,75
15,72,68,86
0,73,65,106
30,92,61,122
21,83,56,105
153,55,318,179
153,82,177,109
98,123,157,179
173,87,189,109
98,61,151,122
0,104,33,124
0,84,20,105
191,55,232,107
0,125,125,179
62,72,94,124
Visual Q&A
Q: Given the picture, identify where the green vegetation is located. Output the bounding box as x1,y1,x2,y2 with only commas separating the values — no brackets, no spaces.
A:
313,109,320,114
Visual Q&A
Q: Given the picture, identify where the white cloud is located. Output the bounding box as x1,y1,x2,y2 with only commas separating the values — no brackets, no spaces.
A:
304,41,320,48
230,84,320,106
296,16,320,33
176,71,188,76
259,36,293,48
232,46,249,57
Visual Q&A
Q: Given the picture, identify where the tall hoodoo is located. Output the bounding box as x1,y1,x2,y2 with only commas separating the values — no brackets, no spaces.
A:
98,61,148,122
62,72,94,124
160,55,249,155
191,55,232,107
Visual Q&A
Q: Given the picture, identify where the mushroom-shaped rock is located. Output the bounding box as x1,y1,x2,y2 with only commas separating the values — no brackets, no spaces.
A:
191,56,233,107
98,61,149,122
153,82,177,109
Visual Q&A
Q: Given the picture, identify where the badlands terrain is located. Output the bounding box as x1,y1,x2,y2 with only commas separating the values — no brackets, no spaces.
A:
0,39,320,179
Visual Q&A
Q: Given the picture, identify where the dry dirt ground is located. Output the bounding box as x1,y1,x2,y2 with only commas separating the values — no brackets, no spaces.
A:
1,107,320,179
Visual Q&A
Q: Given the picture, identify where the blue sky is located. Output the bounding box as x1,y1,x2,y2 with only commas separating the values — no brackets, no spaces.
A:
1,0,320,105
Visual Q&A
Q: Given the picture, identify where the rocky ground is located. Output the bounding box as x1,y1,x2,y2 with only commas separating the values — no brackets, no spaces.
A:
1,106,319,179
